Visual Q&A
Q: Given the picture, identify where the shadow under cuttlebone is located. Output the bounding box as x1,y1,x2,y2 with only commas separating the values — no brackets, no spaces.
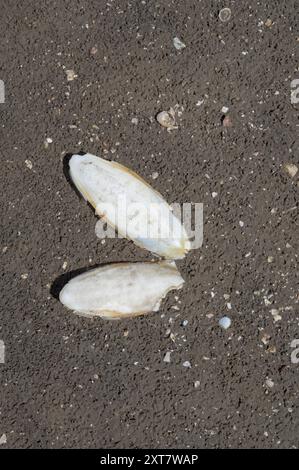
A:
62,151,86,202
50,265,94,300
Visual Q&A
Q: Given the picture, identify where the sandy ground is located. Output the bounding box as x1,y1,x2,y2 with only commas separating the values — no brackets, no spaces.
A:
0,0,298,449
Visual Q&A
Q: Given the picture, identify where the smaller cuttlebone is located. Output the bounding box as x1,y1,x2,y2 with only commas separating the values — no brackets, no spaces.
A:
59,261,184,319
69,153,191,259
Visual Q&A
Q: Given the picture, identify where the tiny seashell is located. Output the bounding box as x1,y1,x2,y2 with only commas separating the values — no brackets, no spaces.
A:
219,8,231,22
173,37,186,50
156,111,177,130
59,261,184,320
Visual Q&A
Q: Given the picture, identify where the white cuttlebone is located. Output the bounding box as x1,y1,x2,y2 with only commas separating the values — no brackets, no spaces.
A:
69,153,191,259
59,261,184,319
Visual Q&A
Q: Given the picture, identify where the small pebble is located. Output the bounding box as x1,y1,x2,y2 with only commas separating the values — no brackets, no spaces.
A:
219,8,231,22
21,273,28,280
182,320,188,327
25,159,33,170
265,378,274,388
271,309,282,323
222,115,232,127
283,163,298,178
123,329,129,337
267,256,274,263
212,192,218,198
163,352,171,363
66,69,77,81
221,106,229,113
173,37,186,50
239,220,244,227
194,381,201,389
131,117,139,125
219,316,231,329
0,434,7,445
151,172,159,180
90,46,98,55
261,333,271,345
265,19,273,27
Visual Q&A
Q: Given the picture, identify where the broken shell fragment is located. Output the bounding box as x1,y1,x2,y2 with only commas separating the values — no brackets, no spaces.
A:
173,37,186,51
59,261,184,319
156,110,178,130
283,162,298,179
69,153,190,259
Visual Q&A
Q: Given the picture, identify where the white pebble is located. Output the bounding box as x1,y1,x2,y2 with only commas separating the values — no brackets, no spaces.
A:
212,192,218,198
239,220,244,227
182,320,188,327
219,316,231,329
0,434,7,445
266,378,274,388
163,352,171,363
131,117,138,125
183,361,191,368
66,69,77,81
173,37,186,50
283,163,298,178
25,159,33,170
194,381,200,389
151,172,159,180
221,106,229,113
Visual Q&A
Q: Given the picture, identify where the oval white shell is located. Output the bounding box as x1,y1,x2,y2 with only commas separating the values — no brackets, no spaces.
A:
69,153,190,259
59,261,184,319
156,111,177,129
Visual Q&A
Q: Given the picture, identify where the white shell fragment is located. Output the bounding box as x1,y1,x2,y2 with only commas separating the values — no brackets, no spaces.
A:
219,8,231,22
59,261,184,320
163,351,172,363
283,163,298,179
219,316,231,329
173,37,186,50
69,153,190,259
156,110,177,130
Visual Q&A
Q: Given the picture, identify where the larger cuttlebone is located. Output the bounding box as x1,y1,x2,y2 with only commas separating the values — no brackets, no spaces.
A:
59,261,184,319
69,153,190,259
